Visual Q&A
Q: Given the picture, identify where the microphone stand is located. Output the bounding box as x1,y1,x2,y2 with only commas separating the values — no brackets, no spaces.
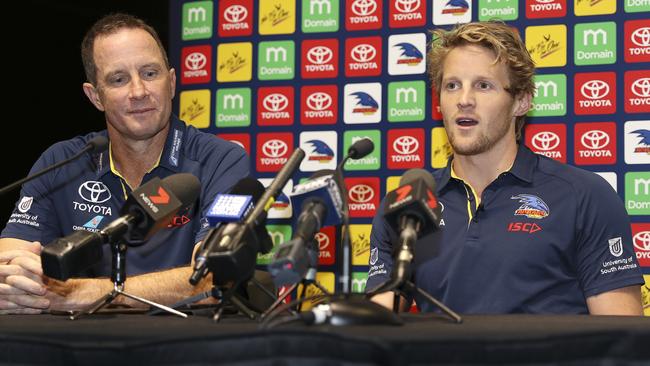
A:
71,239,187,320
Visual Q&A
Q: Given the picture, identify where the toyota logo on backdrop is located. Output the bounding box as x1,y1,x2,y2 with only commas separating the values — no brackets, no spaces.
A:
349,184,375,203
581,130,610,149
352,0,377,16
316,232,329,250
393,136,419,154
224,5,248,23
631,27,650,47
185,52,206,70
633,231,650,251
306,92,332,111
351,44,376,62
262,140,288,158
307,46,333,64
581,80,609,99
263,94,288,111
79,181,111,203
531,132,560,151
631,78,650,97
396,0,420,13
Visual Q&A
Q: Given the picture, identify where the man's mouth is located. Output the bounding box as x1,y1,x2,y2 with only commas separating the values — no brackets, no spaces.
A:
456,117,478,127
129,107,156,114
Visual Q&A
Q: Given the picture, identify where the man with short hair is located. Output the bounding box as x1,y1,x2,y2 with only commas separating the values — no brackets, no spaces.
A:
368,22,643,315
0,14,249,314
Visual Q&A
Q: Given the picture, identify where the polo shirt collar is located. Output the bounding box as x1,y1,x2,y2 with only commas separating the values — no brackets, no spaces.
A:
95,115,186,179
437,143,537,192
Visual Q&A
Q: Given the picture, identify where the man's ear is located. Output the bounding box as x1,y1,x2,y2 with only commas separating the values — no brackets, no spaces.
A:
82,82,105,111
169,68,176,99
513,92,532,117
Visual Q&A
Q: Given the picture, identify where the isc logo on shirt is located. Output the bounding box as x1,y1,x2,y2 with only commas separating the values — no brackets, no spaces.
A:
299,131,337,171
344,83,382,124
179,89,211,129
387,33,426,76
218,0,253,37
574,72,616,115
256,132,294,172
624,70,650,114
345,36,382,77
216,42,252,82
345,0,382,31
257,86,294,126
574,122,616,166
432,0,471,25
525,0,566,19
525,25,567,68
524,124,566,163
300,84,338,125
181,45,211,84
301,38,339,79
387,128,425,169
316,226,336,266
624,20,650,64
389,0,425,28
345,177,380,218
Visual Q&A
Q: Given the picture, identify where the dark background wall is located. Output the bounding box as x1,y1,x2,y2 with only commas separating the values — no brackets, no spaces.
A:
0,1,168,226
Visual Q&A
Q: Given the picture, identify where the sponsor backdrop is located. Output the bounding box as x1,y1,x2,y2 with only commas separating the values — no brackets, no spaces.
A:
169,0,650,313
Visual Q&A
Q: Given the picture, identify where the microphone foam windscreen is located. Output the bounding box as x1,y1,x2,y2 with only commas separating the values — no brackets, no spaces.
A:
162,173,201,207
399,168,436,191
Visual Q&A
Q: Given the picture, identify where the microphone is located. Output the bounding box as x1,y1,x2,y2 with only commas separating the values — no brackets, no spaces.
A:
207,148,305,285
189,177,265,285
269,172,344,287
379,168,441,291
347,137,374,160
0,135,108,196
41,173,200,280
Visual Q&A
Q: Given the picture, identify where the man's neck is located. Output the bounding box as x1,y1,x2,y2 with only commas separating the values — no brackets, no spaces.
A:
452,139,518,199
108,125,169,189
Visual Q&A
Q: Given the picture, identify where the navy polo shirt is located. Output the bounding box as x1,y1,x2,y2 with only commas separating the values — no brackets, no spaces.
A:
367,144,643,314
1,115,249,277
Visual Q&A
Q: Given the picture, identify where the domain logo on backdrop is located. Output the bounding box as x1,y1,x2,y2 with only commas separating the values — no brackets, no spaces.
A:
258,40,295,80
257,87,294,126
256,133,294,172
389,0,425,28
574,72,616,115
346,0,382,31
301,85,338,125
218,0,253,37
525,124,566,163
182,1,213,40
216,88,251,128
530,74,566,117
181,45,211,84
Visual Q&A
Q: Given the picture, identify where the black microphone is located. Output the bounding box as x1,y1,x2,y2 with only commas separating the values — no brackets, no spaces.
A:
41,173,200,280
269,172,344,287
347,138,374,160
0,135,109,196
208,148,305,285
189,177,265,285
379,169,441,292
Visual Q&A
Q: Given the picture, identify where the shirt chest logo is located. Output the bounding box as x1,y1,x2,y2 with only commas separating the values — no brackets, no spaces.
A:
510,194,549,219
78,181,112,203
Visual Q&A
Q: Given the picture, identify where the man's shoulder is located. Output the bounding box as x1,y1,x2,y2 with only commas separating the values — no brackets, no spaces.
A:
181,124,246,161
535,154,615,197
40,131,107,161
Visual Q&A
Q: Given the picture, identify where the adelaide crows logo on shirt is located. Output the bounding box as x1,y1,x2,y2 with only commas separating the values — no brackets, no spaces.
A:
511,194,550,219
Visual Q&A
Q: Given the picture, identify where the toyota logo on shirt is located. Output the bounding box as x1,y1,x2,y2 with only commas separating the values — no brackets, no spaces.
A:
78,181,111,203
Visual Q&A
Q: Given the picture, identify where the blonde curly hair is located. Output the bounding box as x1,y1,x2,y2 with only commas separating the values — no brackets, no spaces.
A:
427,22,536,140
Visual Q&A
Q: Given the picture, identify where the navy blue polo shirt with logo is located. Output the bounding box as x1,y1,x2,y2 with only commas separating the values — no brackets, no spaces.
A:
367,144,643,314
1,115,249,277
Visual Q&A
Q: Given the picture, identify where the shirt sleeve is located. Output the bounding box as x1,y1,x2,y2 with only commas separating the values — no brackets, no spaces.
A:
1,148,64,244
194,143,250,244
575,173,644,298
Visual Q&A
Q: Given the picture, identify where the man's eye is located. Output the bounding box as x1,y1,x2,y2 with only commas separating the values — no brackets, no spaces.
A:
109,75,127,85
445,82,459,90
477,82,492,90
143,70,159,79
